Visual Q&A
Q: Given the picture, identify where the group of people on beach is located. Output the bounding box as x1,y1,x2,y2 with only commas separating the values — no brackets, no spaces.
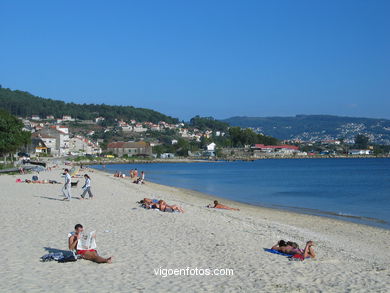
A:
60,166,315,265
61,169,94,201
113,169,145,184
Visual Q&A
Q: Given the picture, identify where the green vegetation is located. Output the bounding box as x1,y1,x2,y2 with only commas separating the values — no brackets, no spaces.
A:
153,138,201,157
189,116,229,131
0,109,31,163
0,87,179,124
354,134,369,149
226,127,278,147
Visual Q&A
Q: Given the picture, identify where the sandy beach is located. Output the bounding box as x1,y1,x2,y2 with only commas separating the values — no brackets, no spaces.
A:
0,166,389,293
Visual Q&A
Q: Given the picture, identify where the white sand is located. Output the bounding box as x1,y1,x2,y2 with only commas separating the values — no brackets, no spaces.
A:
0,166,389,292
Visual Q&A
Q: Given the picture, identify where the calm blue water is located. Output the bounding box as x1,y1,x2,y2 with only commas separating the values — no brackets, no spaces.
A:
91,158,390,229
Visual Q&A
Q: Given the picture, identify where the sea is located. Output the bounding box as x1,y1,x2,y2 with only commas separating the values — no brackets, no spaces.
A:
90,158,390,229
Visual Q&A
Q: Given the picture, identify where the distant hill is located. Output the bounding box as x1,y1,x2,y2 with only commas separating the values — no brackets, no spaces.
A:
0,87,179,124
223,115,390,144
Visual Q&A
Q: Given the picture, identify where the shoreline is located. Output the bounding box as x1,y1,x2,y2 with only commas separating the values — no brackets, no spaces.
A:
90,166,390,231
67,154,390,166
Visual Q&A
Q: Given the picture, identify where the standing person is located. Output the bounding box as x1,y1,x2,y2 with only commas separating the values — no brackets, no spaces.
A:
134,168,138,178
80,174,94,199
62,169,72,201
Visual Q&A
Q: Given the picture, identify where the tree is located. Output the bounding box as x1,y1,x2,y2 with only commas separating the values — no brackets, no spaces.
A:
354,134,369,149
0,109,31,162
189,116,229,131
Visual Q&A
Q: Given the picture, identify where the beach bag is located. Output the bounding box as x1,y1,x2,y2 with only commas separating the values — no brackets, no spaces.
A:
58,254,77,263
32,175,39,181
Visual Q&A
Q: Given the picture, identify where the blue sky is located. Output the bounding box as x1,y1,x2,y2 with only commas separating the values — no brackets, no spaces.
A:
1,0,389,120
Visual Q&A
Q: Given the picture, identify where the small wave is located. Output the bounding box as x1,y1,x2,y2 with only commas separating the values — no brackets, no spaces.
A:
271,204,388,224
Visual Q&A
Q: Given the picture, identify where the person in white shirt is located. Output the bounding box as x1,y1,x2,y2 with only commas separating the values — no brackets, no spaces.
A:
80,174,94,199
62,169,72,201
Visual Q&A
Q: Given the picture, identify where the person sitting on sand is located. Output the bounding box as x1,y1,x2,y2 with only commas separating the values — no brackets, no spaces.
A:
272,240,316,259
68,224,112,263
158,200,184,213
207,200,240,211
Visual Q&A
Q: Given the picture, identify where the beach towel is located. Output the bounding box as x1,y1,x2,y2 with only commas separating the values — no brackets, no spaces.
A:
263,248,292,257
263,248,309,261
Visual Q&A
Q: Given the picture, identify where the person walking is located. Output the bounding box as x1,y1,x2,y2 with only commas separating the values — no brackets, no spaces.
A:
80,174,94,199
62,169,72,201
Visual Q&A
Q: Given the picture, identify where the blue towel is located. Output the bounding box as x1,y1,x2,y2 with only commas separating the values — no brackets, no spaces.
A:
263,248,292,257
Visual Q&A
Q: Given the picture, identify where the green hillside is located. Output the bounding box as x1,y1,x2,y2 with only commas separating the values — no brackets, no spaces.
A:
0,87,179,124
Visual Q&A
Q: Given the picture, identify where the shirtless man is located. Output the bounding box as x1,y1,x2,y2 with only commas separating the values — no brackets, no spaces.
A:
68,224,112,263
272,240,316,259
208,200,240,211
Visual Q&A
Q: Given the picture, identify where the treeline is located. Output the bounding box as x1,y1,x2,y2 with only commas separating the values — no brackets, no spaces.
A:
216,127,279,147
189,116,229,131
0,87,179,124
0,109,31,159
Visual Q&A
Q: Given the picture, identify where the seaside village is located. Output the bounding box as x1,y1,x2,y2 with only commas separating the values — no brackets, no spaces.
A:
18,114,375,160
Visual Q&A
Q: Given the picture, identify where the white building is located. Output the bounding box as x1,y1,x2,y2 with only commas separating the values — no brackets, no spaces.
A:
69,136,101,155
95,117,105,123
207,143,217,151
160,153,175,159
133,124,147,132
62,115,75,122
349,149,371,155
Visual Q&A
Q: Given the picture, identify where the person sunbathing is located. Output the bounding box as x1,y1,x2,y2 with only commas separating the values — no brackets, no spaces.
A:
68,224,112,263
158,200,184,213
139,198,159,205
138,198,160,209
207,200,240,211
272,240,316,259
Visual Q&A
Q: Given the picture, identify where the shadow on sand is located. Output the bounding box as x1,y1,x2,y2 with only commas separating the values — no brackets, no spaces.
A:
35,195,82,201
43,247,75,258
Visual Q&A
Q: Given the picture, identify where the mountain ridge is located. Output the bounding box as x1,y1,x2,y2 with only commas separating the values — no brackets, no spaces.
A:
223,115,390,144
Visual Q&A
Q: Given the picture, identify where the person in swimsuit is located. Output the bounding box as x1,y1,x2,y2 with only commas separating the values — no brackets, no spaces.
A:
138,198,160,209
207,200,240,211
272,240,316,259
68,224,112,263
158,200,184,213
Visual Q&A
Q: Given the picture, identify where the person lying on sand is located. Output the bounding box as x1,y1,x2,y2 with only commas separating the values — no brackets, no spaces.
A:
68,224,112,263
139,198,159,205
272,240,316,259
207,200,240,211
158,200,184,213
138,198,160,209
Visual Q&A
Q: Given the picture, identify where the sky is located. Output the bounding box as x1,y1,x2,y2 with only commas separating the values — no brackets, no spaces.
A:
1,0,389,121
